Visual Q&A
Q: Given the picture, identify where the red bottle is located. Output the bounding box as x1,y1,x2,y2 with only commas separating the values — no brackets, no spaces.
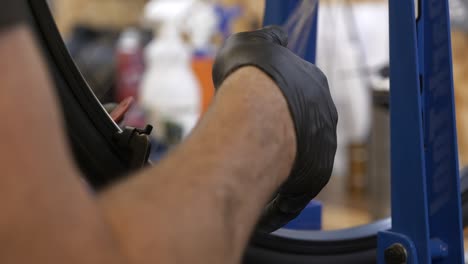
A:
115,28,146,128
116,28,145,102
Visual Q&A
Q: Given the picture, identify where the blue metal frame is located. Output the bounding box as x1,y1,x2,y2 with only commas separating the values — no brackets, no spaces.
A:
264,0,464,263
379,0,464,262
263,0,318,64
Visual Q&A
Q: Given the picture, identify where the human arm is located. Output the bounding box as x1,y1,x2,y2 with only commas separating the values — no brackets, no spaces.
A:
0,24,295,264
0,6,335,263
95,26,338,263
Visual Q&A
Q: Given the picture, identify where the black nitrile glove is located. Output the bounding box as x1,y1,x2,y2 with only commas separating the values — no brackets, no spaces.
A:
213,26,338,233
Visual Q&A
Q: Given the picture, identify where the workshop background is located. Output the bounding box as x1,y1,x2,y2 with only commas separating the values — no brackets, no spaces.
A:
45,0,468,233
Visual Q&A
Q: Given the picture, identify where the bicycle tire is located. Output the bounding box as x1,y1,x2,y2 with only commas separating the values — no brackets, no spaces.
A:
26,0,149,189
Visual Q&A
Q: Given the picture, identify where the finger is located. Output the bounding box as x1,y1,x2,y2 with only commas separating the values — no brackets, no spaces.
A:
257,200,296,233
227,25,288,47
256,193,310,233
260,25,289,47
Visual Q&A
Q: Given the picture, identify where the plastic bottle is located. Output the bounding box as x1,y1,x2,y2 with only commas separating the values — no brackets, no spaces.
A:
116,28,144,102
115,28,146,128
185,1,219,113
140,0,201,145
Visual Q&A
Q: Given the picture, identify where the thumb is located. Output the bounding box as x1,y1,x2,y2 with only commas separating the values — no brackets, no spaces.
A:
258,25,289,47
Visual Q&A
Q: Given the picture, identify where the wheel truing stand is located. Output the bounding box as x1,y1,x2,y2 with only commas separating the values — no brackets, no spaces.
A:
378,0,464,263
264,0,464,263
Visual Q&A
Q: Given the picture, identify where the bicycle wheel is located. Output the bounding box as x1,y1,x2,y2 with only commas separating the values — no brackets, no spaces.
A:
25,1,468,263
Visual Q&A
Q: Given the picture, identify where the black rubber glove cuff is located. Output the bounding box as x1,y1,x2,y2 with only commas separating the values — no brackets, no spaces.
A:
213,26,338,233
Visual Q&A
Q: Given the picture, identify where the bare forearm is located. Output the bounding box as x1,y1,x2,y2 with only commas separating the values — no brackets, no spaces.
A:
99,67,296,264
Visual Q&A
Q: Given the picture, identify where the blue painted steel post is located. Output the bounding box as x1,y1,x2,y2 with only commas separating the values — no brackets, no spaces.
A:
378,0,464,263
379,0,431,261
420,0,464,262
263,0,318,64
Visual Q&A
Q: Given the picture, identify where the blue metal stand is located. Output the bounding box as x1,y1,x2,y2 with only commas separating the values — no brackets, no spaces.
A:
378,0,464,263
263,0,318,64
284,201,323,230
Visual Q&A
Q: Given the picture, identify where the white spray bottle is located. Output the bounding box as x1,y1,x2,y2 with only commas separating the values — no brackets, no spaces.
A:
140,0,201,145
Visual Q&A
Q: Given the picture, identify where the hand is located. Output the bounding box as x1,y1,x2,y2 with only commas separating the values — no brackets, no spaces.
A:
213,26,338,232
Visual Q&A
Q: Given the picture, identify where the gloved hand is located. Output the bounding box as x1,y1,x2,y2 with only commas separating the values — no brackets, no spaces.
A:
212,26,338,233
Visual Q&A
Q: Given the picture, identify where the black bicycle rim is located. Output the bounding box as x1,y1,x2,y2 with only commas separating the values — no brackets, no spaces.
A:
26,0,147,189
